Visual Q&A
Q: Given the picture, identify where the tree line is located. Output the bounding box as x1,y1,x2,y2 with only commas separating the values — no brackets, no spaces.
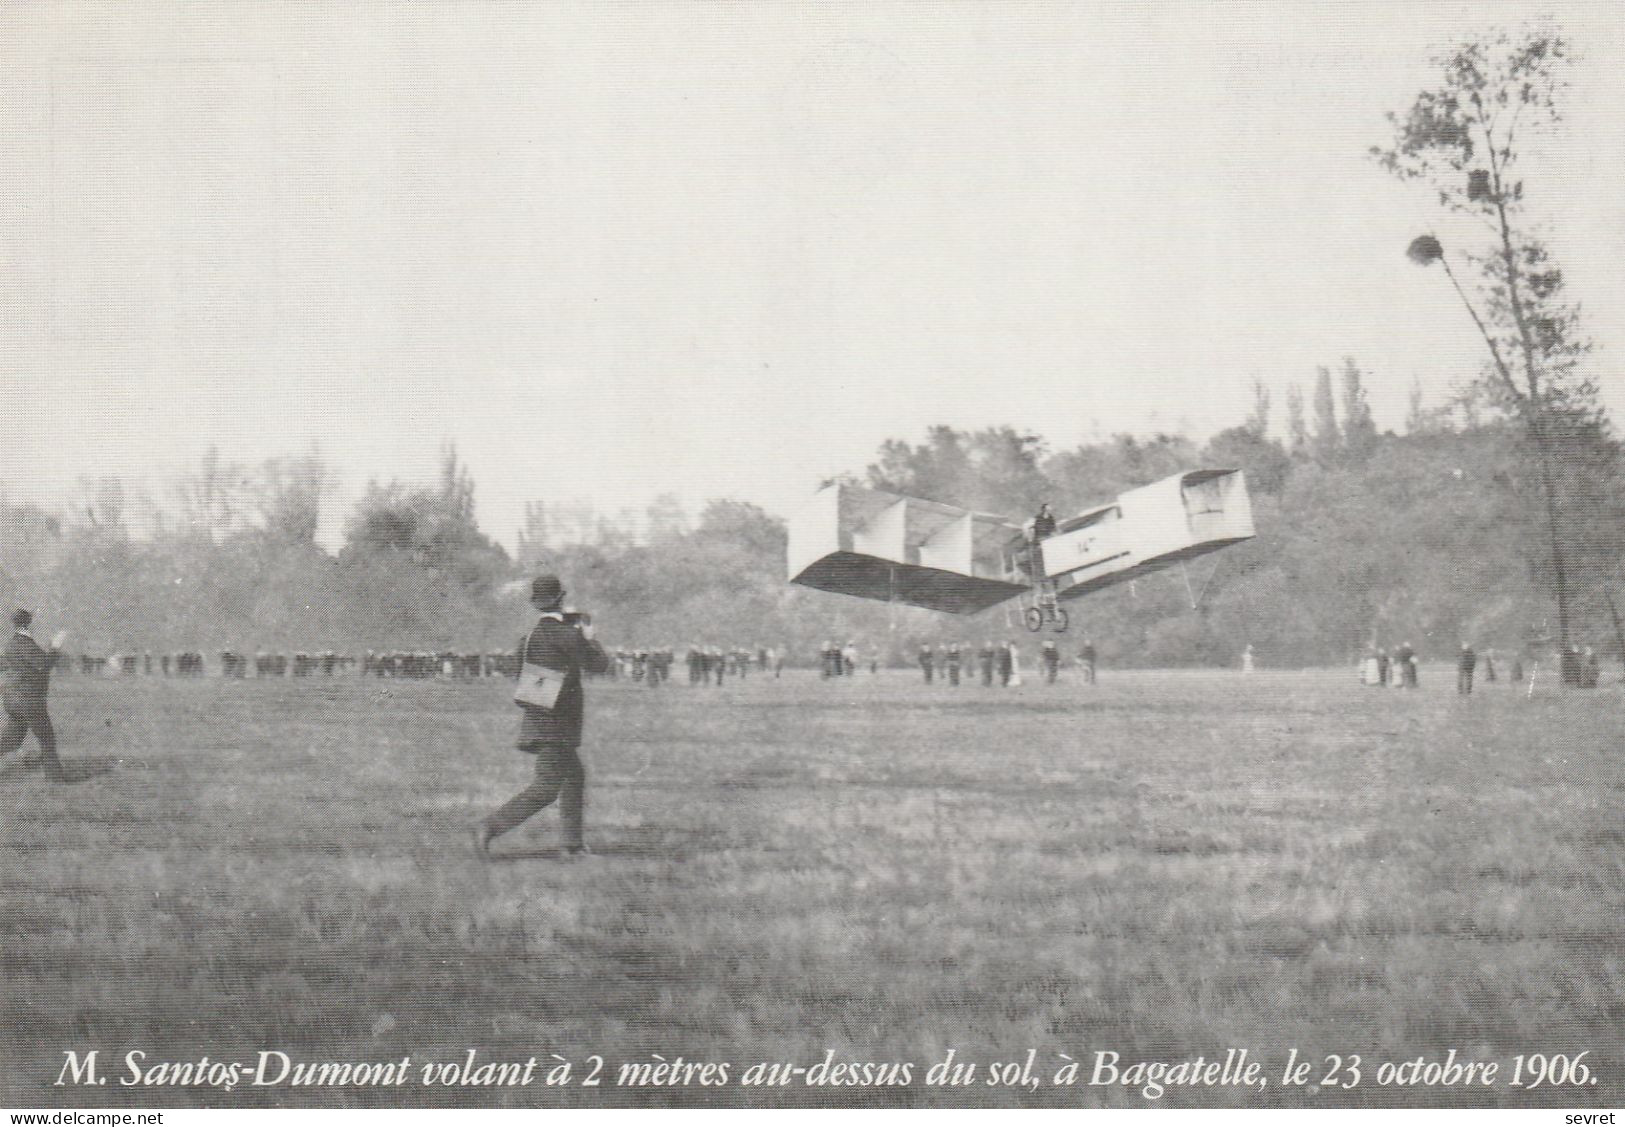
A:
2,385,1621,668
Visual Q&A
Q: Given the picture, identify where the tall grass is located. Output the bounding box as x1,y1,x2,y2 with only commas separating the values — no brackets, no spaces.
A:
2,668,1619,1107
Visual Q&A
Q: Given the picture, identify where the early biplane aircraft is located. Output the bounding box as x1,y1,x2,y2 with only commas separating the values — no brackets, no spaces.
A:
787,469,1255,631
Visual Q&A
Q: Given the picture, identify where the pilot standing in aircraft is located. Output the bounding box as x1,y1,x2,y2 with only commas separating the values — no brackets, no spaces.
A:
1028,503,1058,581
1032,503,1057,541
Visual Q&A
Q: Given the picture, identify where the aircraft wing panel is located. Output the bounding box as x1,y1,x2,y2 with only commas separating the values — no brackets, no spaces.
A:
791,552,1027,615
1054,533,1254,600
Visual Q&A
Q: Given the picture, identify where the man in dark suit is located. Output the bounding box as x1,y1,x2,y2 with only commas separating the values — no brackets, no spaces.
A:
477,575,609,859
1041,639,1061,683
1456,643,1477,695
1,609,66,780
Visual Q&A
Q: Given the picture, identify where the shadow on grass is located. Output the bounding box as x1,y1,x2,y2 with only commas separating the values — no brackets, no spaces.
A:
487,824,724,863
487,845,577,863
0,756,118,784
58,757,120,783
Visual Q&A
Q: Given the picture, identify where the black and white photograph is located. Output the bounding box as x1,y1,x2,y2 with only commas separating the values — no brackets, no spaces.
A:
2,1,1623,1116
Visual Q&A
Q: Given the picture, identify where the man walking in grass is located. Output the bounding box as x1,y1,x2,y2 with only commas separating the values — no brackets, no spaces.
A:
476,575,609,859
1,609,67,781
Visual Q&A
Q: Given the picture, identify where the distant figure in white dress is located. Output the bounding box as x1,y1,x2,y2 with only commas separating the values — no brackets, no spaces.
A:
1242,643,1256,674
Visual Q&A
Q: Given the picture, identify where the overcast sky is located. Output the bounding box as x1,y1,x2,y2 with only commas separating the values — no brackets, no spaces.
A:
3,1,1622,548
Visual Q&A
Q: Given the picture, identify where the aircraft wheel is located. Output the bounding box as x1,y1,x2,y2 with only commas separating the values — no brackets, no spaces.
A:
1023,607,1043,633
1053,607,1069,633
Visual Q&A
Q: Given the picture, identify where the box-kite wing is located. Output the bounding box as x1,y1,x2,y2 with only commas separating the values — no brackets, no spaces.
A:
786,485,1027,614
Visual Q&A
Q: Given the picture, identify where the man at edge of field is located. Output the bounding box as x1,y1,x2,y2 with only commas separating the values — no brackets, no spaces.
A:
476,574,609,860
1,609,67,781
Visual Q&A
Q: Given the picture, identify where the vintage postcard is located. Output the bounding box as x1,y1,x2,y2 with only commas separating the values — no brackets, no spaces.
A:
2,1,1622,1117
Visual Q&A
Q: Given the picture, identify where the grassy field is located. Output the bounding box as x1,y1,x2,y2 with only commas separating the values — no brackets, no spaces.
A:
1,664,1621,1109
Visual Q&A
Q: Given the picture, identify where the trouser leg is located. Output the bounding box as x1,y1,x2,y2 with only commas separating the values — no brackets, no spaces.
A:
1,714,27,757
32,712,59,772
2,710,59,774
556,749,585,850
486,748,561,838
485,743,584,846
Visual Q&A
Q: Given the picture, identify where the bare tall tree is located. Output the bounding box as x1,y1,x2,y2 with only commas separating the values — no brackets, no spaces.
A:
1375,23,1598,650
173,446,250,542
1339,358,1378,461
1311,365,1340,466
1285,383,1308,459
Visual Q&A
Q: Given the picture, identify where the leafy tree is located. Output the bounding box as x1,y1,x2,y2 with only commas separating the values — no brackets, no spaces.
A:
866,425,975,505
645,493,690,544
867,424,1048,516
254,448,333,547
1202,425,1291,496
1047,432,1199,510
0,497,62,591
695,499,786,559
966,426,1049,514
172,446,251,542
77,475,127,534
341,443,507,592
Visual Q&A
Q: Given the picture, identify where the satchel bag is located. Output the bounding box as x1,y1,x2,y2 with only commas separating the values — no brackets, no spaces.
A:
514,661,566,709
513,623,567,709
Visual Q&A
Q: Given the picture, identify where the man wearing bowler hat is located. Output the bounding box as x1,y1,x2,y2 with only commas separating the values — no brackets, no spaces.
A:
1,609,67,781
476,575,609,858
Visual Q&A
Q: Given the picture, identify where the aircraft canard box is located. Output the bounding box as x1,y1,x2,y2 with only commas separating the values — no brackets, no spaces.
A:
1033,469,1255,599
